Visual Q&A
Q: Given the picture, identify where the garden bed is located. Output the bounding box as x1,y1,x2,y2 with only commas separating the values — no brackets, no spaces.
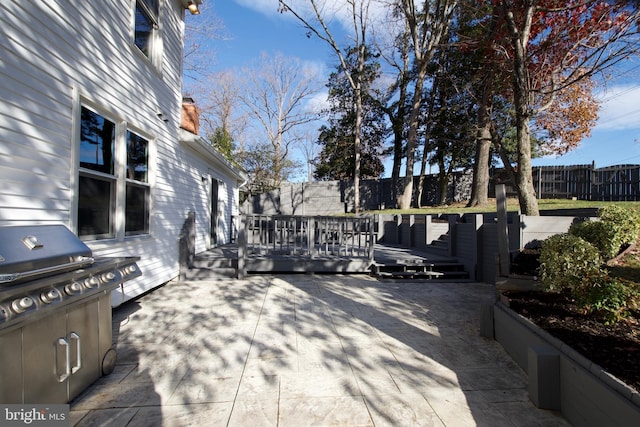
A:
503,290,640,392
492,299,640,426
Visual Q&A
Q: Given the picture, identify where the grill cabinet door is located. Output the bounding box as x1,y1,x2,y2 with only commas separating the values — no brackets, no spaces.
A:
68,300,100,400
22,300,101,403
0,329,23,403
23,313,68,403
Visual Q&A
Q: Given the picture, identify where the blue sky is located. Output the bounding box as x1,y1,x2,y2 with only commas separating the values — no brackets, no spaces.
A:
193,0,640,176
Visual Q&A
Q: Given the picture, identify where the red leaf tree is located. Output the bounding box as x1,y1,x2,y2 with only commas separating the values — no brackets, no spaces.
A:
484,0,639,214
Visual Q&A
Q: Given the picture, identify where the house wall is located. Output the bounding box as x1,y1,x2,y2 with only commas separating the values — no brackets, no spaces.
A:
0,1,239,305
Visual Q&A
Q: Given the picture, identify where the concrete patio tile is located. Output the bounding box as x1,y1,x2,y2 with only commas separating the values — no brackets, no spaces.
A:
455,367,528,391
182,351,247,379
463,388,531,405
296,333,343,350
243,355,299,376
71,380,176,410
92,363,136,385
421,387,514,427
235,374,280,401
426,338,504,369
363,392,445,427
280,372,361,399
167,375,239,405
491,401,571,426
298,354,353,375
278,396,373,427
352,371,401,395
71,407,138,427
247,333,297,359
227,398,279,426
391,366,461,394
127,403,234,427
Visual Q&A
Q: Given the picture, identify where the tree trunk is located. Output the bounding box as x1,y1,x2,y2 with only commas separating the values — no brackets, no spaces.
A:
437,169,448,206
512,57,539,215
390,128,403,208
468,137,491,207
506,5,539,216
397,68,428,209
467,77,493,208
353,83,363,213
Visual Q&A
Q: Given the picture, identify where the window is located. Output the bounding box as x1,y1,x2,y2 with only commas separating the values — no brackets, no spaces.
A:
134,0,160,62
125,131,150,236
77,106,152,240
78,107,116,239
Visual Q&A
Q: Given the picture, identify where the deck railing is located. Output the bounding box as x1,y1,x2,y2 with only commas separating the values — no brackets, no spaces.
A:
237,215,374,277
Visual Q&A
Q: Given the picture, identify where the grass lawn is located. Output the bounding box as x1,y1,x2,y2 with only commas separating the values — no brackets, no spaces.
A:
365,199,640,215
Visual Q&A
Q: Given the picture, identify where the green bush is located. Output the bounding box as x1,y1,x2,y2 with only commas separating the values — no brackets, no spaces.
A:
539,230,640,324
539,233,602,293
574,274,639,324
570,206,640,260
599,205,640,246
569,220,619,260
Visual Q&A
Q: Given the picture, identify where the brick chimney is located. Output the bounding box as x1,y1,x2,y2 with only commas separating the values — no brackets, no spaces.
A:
181,97,200,135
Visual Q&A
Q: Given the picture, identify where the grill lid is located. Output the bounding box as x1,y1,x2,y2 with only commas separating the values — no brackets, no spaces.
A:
0,225,93,284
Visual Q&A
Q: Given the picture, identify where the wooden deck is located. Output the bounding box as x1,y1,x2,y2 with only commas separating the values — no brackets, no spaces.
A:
184,243,469,281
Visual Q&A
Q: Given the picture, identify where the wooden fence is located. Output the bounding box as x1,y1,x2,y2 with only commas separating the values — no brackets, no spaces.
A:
491,164,640,201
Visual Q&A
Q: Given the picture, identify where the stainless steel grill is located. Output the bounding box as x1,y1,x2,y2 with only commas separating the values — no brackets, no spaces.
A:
0,225,141,404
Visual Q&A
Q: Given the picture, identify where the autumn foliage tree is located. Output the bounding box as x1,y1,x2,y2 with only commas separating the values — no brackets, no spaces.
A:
534,75,599,156
489,0,640,215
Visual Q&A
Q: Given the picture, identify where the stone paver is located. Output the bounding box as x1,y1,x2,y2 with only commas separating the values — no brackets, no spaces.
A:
70,275,570,426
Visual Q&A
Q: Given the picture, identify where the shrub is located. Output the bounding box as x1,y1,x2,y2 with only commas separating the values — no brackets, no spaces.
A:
570,206,640,260
539,233,602,293
599,205,640,246
570,220,619,260
539,231,640,324
574,274,640,324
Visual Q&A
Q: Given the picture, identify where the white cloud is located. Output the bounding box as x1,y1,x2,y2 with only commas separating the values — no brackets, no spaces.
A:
595,84,640,131
234,0,392,34
306,90,330,113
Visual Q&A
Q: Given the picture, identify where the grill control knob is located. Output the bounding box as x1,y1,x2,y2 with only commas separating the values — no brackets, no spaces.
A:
84,277,100,288
40,289,60,304
124,265,138,274
65,282,82,295
102,272,116,281
12,297,34,313
0,306,9,322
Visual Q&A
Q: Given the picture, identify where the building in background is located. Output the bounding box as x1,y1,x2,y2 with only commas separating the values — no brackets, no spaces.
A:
0,0,245,305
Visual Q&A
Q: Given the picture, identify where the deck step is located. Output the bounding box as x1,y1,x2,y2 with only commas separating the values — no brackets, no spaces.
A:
372,261,469,281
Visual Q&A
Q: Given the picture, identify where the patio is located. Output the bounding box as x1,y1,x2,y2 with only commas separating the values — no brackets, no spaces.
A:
69,274,569,426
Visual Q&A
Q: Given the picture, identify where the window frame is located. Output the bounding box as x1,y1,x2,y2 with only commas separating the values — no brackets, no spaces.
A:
77,105,118,241
124,129,151,237
132,0,162,69
75,102,154,242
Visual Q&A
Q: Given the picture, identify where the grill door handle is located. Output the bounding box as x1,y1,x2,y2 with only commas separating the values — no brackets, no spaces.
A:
56,338,70,382
70,332,81,374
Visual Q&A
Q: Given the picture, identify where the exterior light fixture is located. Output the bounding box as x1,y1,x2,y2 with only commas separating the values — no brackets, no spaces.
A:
187,1,200,15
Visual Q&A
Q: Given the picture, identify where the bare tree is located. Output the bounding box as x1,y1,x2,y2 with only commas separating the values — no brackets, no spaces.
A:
195,71,247,143
239,52,321,187
182,2,227,90
278,0,376,213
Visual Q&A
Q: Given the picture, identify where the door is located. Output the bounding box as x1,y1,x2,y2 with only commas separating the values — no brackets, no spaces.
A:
23,313,67,403
67,300,100,401
210,178,219,247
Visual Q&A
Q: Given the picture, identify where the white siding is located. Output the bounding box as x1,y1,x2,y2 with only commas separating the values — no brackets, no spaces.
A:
0,1,243,306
